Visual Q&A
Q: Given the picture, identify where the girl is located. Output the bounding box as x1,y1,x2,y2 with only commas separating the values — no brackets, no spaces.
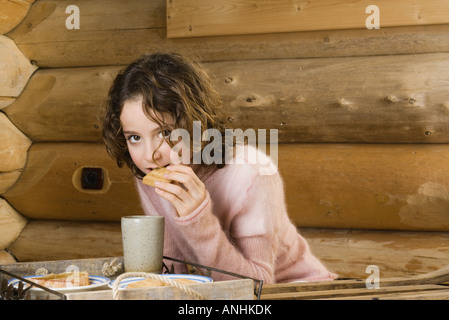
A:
102,52,336,283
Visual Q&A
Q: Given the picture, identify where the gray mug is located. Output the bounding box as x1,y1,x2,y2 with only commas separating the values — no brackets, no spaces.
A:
121,215,165,273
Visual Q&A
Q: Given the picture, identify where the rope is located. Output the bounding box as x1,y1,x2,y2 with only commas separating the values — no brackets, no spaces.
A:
112,272,205,300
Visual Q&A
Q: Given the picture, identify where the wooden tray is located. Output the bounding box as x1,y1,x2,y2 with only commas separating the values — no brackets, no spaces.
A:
0,257,255,300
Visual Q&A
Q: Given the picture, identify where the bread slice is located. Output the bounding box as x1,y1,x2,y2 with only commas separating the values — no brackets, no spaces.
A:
126,278,166,288
142,167,172,187
126,277,197,289
173,278,197,285
29,271,90,288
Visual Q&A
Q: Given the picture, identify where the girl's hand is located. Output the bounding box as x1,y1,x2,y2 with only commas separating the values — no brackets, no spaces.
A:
154,165,206,218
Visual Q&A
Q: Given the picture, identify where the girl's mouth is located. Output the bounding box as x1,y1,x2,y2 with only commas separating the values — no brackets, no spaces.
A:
148,164,169,172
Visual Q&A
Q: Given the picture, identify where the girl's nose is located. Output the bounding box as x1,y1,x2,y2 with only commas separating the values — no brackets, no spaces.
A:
145,142,162,165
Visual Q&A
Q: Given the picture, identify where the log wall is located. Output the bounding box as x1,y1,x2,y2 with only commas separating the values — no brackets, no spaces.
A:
1,0,449,278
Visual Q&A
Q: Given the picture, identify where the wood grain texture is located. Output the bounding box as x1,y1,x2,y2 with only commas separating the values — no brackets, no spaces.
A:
0,172,22,194
0,0,35,35
3,143,143,221
300,228,449,279
4,142,449,231
0,35,37,100
167,0,449,38
7,0,449,68
0,112,31,173
6,221,449,281
0,198,28,249
5,53,449,144
4,67,119,142
66,279,254,300
0,250,16,265
279,143,449,231
7,220,123,262
212,53,449,143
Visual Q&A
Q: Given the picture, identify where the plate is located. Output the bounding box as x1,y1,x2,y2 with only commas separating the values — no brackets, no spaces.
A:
109,274,213,290
9,275,110,294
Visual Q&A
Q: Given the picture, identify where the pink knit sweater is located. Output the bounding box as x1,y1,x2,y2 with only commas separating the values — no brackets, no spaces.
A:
135,145,337,283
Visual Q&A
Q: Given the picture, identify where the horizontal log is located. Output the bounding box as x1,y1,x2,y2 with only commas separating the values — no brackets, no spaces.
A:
3,143,143,221
4,67,118,142
7,220,123,262
5,53,449,143
279,143,449,231
213,53,449,143
0,0,35,35
167,0,449,38
4,143,449,231
0,199,28,249
7,0,449,68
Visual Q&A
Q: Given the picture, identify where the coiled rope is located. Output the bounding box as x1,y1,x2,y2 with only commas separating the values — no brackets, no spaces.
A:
112,272,205,300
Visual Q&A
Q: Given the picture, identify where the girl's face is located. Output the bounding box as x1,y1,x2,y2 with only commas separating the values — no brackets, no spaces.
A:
120,95,174,174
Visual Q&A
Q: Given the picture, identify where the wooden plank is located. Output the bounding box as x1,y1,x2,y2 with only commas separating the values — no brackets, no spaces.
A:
326,288,449,300
5,53,449,144
279,144,449,231
0,0,35,34
3,143,143,221
0,199,27,249
261,284,448,300
167,0,449,38
7,220,123,262
8,0,449,68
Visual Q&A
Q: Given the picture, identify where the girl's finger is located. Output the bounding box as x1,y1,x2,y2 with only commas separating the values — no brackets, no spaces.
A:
165,165,203,187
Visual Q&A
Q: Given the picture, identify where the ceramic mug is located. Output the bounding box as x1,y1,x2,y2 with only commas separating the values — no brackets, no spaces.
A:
121,215,165,273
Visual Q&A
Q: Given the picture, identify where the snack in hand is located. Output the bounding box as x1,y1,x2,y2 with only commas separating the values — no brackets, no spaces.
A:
142,167,172,187
29,271,90,288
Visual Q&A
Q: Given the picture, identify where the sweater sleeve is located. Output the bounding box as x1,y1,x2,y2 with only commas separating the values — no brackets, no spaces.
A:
172,166,279,283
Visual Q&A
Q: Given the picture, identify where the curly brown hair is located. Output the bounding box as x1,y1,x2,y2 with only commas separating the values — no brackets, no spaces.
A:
101,52,227,178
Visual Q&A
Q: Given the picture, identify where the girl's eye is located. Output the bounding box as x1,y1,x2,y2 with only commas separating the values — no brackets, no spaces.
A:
158,130,171,139
126,135,141,143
